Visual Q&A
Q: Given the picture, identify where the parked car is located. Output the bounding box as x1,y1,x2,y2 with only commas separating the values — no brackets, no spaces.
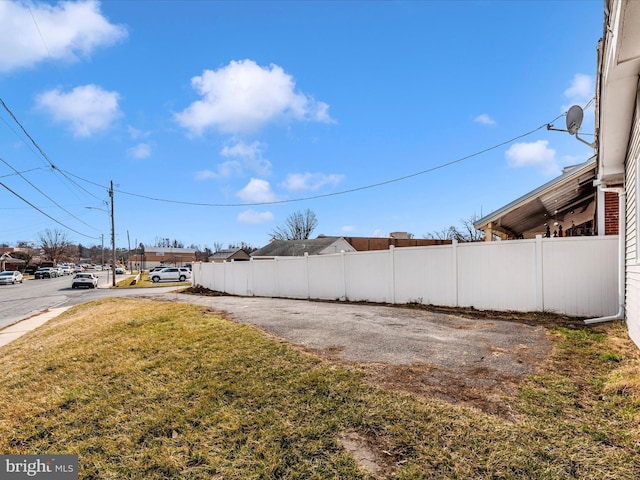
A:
35,267,58,279
71,273,98,289
0,271,24,285
149,267,192,283
59,265,73,275
115,267,125,274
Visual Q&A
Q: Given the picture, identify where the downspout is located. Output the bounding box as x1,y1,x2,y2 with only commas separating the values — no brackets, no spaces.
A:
584,186,625,324
584,30,625,325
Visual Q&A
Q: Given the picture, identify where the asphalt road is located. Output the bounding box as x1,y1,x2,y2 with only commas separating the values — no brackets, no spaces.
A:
0,271,176,330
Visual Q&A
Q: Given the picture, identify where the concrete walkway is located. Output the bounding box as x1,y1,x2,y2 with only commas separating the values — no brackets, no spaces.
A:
0,307,71,348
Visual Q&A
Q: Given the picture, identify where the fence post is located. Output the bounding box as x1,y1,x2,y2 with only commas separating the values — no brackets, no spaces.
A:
341,251,347,301
274,257,279,297
389,245,396,304
249,257,254,296
304,252,310,299
535,235,544,311
452,240,459,307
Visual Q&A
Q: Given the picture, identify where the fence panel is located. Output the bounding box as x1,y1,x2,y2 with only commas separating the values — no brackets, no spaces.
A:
252,260,278,297
308,254,345,300
457,240,537,311
191,236,618,317
344,250,390,302
275,257,309,299
393,245,455,306
542,236,618,317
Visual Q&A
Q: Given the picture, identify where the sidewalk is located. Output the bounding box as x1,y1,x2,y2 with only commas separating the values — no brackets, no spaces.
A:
0,307,70,348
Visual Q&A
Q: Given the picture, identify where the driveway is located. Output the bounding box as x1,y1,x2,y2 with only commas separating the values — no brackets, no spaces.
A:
151,293,554,416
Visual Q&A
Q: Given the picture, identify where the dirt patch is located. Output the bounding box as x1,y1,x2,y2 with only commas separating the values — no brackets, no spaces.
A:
361,363,524,419
338,430,400,479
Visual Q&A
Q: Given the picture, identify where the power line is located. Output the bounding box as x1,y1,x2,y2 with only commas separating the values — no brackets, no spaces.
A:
0,167,44,179
63,116,564,208
0,97,57,169
0,156,99,231
0,181,99,240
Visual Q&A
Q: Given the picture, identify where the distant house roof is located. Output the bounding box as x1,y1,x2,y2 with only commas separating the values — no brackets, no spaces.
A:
251,235,450,258
474,156,597,239
210,248,251,262
251,237,356,258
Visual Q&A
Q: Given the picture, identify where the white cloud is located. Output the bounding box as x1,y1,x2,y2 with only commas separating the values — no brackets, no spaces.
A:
0,0,127,73
127,143,151,159
473,113,495,125
194,160,242,180
36,84,121,137
281,172,344,192
128,125,150,140
237,178,276,203
175,59,334,135
221,141,271,176
564,73,594,104
505,140,559,176
237,209,274,224
341,225,356,233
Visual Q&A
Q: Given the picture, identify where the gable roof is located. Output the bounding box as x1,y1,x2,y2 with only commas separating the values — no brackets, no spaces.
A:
210,248,250,261
251,237,352,257
474,156,597,238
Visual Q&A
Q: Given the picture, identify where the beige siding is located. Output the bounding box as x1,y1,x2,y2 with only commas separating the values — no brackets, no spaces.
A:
625,87,640,347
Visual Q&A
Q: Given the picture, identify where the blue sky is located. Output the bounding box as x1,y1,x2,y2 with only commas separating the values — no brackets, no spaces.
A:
0,0,602,251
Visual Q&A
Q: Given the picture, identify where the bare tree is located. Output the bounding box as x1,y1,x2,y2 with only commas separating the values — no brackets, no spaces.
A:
213,241,223,253
228,241,256,253
425,213,484,243
39,229,73,264
270,209,318,240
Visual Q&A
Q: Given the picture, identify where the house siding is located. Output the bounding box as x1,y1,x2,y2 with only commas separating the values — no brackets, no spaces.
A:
625,86,640,347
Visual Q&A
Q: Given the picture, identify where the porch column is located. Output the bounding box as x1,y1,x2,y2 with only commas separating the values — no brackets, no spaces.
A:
484,222,494,242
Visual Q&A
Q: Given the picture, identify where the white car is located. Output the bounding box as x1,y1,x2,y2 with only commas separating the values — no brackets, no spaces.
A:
0,271,24,285
59,265,73,275
71,273,99,289
149,267,192,283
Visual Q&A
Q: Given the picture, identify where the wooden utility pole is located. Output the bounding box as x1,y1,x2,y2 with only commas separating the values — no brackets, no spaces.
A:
109,180,116,287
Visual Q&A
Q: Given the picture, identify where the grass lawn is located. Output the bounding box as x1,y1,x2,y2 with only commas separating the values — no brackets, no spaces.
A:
0,298,638,479
115,272,191,288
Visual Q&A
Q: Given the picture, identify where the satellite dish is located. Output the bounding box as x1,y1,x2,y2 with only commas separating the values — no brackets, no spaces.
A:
566,105,584,135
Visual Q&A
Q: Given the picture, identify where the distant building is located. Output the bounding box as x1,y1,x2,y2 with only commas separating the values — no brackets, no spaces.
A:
209,248,251,263
251,235,450,258
133,246,196,269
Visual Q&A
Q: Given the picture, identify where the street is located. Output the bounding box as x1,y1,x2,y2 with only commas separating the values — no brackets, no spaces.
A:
0,271,175,330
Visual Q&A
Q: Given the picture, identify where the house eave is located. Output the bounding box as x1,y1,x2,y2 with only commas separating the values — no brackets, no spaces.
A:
474,157,597,234
598,0,640,182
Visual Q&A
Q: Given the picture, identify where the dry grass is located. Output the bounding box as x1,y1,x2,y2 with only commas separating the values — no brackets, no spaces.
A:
115,272,190,288
0,299,638,479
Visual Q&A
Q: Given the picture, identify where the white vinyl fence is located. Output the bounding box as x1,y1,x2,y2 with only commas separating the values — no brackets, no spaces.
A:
192,236,619,317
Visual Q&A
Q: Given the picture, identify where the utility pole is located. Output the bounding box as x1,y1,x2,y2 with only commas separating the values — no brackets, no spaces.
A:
101,233,104,269
109,180,116,287
127,230,131,273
